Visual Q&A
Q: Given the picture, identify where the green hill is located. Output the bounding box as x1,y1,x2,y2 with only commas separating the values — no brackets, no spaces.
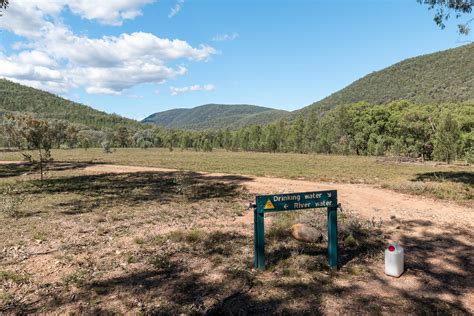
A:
142,104,289,130
0,79,142,130
299,43,474,115
1,44,471,132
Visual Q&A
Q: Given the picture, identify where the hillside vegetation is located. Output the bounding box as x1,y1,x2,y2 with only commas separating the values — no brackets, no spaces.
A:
0,45,472,163
0,79,142,130
300,43,474,114
142,104,289,130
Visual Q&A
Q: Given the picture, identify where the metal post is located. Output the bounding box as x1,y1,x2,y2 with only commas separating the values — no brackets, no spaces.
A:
253,206,258,268
327,206,339,269
254,206,265,270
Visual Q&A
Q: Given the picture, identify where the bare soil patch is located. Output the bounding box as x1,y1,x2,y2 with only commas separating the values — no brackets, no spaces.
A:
85,163,474,313
84,163,473,225
0,162,472,314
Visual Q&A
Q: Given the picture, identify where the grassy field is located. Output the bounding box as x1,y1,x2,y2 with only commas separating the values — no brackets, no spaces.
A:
1,148,472,204
1,150,472,313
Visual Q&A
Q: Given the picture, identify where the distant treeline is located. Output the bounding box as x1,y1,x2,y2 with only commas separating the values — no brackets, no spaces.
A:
1,101,472,163
207,101,472,163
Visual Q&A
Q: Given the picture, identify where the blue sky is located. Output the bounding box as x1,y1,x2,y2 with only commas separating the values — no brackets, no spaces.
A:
0,0,472,120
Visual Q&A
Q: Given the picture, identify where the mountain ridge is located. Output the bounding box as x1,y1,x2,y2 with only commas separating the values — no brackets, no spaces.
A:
297,43,474,115
142,103,289,130
0,79,143,130
1,43,472,131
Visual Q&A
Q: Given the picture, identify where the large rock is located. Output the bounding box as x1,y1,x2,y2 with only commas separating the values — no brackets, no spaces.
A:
291,223,323,243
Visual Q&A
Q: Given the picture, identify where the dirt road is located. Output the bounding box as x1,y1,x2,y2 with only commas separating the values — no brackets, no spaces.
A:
81,163,474,313
1,161,473,313
83,164,473,226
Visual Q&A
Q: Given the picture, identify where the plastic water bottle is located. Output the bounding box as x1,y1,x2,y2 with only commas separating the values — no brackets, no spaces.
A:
384,242,404,277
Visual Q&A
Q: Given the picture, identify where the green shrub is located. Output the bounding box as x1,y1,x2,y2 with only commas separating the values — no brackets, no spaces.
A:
0,184,27,218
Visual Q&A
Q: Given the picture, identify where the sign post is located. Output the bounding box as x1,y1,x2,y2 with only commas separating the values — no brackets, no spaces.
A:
253,190,339,270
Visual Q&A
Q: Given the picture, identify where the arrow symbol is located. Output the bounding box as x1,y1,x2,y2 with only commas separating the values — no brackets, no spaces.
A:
284,204,288,209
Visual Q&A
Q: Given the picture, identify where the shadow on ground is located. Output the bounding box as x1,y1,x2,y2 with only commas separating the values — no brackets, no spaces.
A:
214,218,473,314
3,218,472,314
2,165,472,314
400,220,473,298
20,170,252,214
341,219,473,314
414,171,474,185
0,161,102,178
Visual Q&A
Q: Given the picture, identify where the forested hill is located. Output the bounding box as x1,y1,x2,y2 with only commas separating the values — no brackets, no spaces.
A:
142,104,289,130
299,43,474,115
2,44,472,132
0,79,142,130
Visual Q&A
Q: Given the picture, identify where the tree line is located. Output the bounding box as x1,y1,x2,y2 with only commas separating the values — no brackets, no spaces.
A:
1,101,472,165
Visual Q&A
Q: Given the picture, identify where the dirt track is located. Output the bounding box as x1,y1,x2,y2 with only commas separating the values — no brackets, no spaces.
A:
1,161,473,312
2,161,472,226
81,163,474,312
83,164,473,227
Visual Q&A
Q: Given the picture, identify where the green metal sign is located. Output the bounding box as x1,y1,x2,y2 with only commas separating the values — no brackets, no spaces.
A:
253,190,339,270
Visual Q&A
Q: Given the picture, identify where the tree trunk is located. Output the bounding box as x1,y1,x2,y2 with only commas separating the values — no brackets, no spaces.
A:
39,150,43,182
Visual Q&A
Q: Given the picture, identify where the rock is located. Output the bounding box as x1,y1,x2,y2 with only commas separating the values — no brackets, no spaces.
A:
291,223,323,243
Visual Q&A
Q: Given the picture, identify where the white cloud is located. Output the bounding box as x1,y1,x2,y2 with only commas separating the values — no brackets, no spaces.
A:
168,0,184,18
0,0,155,28
0,54,62,82
212,32,239,42
86,87,121,95
15,50,57,67
0,2,51,38
0,55,69,94
42,31,215,67
67,0,155,26
170,84,216,96
0,1,216,95
127,94,144,99
71,62,187,94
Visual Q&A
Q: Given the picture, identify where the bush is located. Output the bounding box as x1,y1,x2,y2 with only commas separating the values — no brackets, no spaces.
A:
101,140,112,153
0,185,27,218
464,148,474,164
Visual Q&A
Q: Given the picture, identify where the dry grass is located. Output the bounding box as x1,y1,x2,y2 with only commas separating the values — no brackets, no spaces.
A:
2,148,473,204
0,153,472,313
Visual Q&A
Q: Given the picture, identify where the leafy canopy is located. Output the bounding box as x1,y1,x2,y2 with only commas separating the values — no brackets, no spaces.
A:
418,0,473,35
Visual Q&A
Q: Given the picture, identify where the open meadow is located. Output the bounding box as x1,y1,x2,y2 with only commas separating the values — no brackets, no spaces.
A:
0,149,473,314
1,148,473,204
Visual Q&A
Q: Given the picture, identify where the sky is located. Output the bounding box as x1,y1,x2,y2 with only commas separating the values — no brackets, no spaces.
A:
0,0,472,120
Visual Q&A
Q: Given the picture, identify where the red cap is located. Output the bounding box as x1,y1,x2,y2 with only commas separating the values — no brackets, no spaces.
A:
388,245,395,252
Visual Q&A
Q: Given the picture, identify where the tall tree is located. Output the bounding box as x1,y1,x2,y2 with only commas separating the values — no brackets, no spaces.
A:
290,116,305,153
433,112,461,163
115,126,130,148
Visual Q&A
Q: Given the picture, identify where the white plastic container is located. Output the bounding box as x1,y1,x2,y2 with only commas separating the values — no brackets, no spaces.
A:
384,242,404,277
